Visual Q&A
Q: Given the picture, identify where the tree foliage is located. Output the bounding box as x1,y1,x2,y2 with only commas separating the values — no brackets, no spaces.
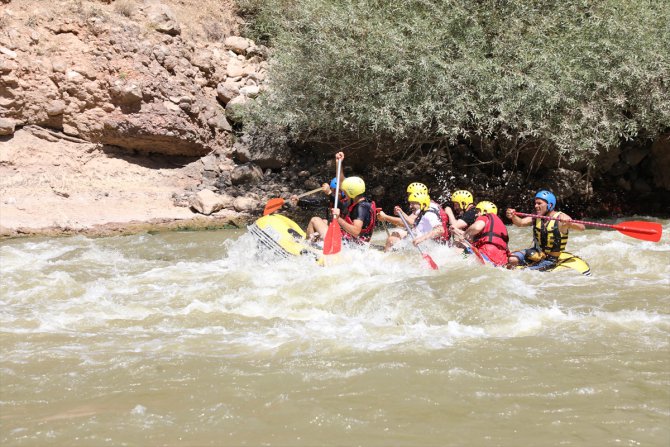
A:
240,0,670,166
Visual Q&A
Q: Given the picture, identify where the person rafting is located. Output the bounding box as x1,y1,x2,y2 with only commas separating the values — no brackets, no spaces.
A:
463,201,510,266
378,182,426,228
505,190,585,270
292,176,350,242
378,184,448,251
445,189,478,241
330,152,377,243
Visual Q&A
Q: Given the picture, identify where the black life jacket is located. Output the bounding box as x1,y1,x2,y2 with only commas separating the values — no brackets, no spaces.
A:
343,198,377,243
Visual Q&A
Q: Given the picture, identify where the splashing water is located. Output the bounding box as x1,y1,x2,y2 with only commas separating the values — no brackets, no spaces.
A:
1,220,669,446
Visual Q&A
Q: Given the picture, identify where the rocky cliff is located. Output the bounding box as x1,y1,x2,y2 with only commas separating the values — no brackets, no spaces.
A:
0,0,286,236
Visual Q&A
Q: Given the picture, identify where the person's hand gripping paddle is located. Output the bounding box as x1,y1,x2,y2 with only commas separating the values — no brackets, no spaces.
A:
262,187,322,215
323,159,343,255
398,212,438,270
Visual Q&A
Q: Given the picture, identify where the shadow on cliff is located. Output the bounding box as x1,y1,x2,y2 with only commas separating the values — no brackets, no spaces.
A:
99,144,201,169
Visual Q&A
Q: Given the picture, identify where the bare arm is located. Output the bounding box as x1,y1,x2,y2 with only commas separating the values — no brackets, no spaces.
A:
337,216,363,237
557,212,585,232
505,208,533,227
464,219,486,241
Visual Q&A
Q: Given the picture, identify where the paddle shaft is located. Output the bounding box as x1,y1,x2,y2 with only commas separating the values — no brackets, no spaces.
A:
376,208,391,236
398,212,438,269
333,160,342,220
297,187,324,199
514,212,659,235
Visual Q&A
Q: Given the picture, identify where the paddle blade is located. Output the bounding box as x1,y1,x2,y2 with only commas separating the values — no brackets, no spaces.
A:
468,244,486,265
323,220,342,255
263,198,285,215
423,253,439,270
613,221,663,242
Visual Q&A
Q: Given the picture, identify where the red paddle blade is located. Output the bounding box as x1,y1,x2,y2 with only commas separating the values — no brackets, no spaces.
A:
323,220,342,255
468,244,486,265
263,198,285,215
423,253,438,270
613,221,662,242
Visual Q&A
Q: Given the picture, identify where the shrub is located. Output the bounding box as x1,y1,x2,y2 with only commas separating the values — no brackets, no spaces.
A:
242,0,670,167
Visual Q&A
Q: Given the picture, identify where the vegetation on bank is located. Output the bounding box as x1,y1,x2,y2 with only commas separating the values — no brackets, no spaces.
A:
239,0,669,168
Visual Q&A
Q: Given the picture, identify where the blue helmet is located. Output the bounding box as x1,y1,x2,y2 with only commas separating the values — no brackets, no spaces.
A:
535,190,556,211
330,177,346,199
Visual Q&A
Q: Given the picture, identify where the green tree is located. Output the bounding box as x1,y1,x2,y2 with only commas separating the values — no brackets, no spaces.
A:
241,0,670,167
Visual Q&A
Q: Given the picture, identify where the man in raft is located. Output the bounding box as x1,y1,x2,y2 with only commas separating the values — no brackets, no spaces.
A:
463,201,510,266
377,182,449,251
295,176,350,242
379,190,447,251
445,189,478,241
505,190,585,270
330,152,377,244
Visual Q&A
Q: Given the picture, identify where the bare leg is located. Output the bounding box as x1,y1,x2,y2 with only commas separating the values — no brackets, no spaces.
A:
307,217,329,240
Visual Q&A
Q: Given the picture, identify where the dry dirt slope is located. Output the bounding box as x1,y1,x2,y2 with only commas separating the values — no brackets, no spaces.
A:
0,0,254,236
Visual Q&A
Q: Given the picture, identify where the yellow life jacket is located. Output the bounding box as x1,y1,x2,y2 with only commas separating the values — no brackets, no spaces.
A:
533,212,569,254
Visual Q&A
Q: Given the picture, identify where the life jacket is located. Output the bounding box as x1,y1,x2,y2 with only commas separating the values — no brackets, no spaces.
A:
343,198,377,243
533,211,569,254
327,195,349,221
473,213,509,251
415,201,450,242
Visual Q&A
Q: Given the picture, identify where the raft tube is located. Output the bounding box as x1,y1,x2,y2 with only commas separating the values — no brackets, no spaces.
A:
247,214,323,263
517,251,591,276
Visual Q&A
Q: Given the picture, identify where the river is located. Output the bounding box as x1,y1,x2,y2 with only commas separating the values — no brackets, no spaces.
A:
1,219,669,446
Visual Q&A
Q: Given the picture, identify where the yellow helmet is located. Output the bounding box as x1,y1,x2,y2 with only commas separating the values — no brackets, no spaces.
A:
408,192,430,210
451,190,473,209
406,182,428,195
341,176,365,198
476,200,498,215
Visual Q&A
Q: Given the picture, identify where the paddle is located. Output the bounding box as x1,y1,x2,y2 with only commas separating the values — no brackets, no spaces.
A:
398,212,438,270
323,159,343,255
376,208,391,237
463,240,486,265
513,212,662,242
263,187,323,216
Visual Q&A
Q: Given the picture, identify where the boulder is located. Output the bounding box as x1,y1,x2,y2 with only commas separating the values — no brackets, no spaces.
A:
233,195,259,213
239,85,260,98
148,5,181,36
224,36,251,54
225,95,248,123
0,118,16,135
226,59,245,78
98,110,212,156
189,189,226,215
45,100,66,116
231,163,263,185
109,82,143,106
216,81,239,104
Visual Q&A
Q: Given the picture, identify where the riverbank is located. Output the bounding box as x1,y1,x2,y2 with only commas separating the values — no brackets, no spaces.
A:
0,129,248,239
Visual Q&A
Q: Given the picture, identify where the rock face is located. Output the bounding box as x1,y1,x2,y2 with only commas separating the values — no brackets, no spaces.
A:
0,0,268,158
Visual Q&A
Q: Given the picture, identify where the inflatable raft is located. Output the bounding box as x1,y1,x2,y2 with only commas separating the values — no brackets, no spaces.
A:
517,252,591,276
247,214,323,263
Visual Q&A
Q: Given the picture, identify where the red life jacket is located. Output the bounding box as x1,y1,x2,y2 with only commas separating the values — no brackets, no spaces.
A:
343,198,377,243
415,201,450,243
473,213,509,251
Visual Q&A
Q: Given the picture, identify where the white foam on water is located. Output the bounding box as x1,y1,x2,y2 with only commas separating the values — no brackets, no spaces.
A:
2,222,669,357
